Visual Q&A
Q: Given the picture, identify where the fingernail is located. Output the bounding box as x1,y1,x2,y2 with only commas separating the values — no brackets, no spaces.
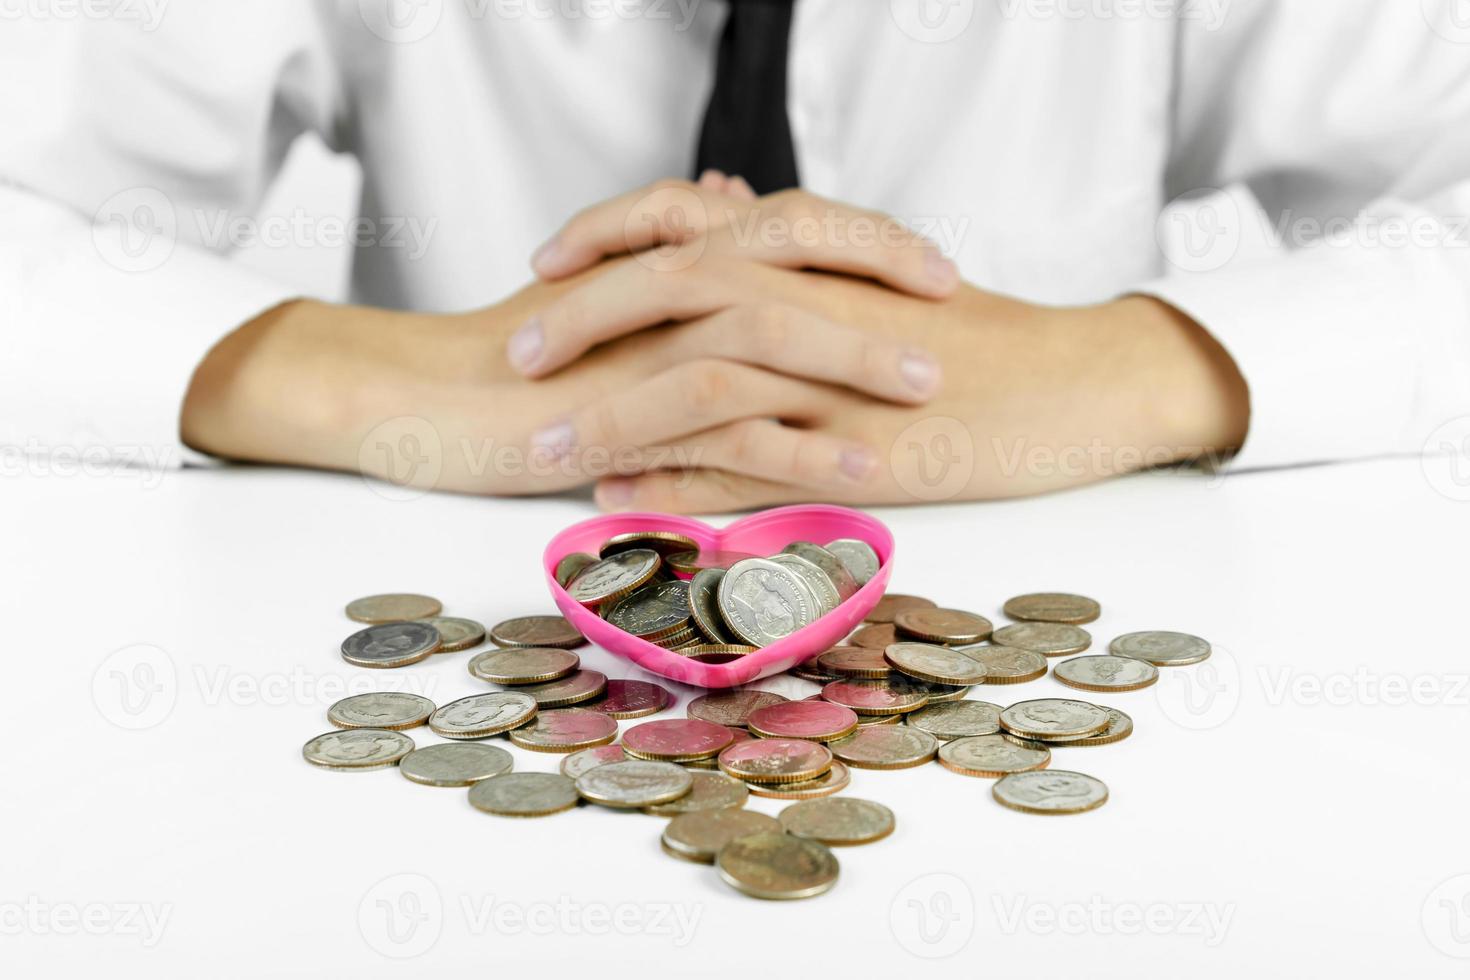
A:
508,317,544,372
531,237,563,276
900,350,941,397
598,477,636,509
839,447,877,482
925,248,959,289
531,419,575,460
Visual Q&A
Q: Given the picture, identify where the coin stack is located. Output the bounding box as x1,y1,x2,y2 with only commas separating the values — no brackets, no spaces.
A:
307,534,1217,900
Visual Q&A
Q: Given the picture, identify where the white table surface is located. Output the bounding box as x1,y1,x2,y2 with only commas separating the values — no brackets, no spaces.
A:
6,457,1468,977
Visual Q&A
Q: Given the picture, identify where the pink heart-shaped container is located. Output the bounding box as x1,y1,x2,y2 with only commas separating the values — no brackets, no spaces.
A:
543,504,894,689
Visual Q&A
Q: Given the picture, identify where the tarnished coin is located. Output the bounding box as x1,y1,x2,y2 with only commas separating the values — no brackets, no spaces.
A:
746,760,850,799
661,809,781,864
488,615,585,649
894,608,993,645
856,712,902,726
1002,593,1101,625
718,558,820,648
781,542,859,600
327,692,435,731
605,580,692,641
993,770,1108,814
560,744,628,778
904,700,1003,740
566,549,661,605
788,662,841,684
828,725,938,770
666,549,758,575
779,797,894,845
515,669,609,707
508,707,618,752
644,770,749,816
687,690,789,728
468,772,579,817
428,692,538,739
747,700,859,742
865,593,936,624
952,644,1048,684
1109,630,1211,666
688,568,738,644
824,538,880,586
718,738,833,784
412,616,486,653
681,727,750,768
991,622,1092,657
554,552,597,587
302,729,414,771
679,646,757,663
345,593,441,624
884,642,989,685
770,553,840,616
340,622,441,668
575,759,693,808
399,742,512,786
817,645,892,678
999,699,1110,740
623,718,736,762
468,646,580,685
919,682,972,703
1026,706,1133,746
585,680,673,719
849,623,898,649
1054,656,1159,692
600,530,700,559
938,734,1050,777
717,832,839,900
820,677,930,716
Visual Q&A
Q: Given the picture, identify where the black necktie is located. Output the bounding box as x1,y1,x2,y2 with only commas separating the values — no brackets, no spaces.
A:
694,0,800,194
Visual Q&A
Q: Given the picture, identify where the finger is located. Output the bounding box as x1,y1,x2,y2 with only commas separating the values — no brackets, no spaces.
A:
595,469,808,514
727,175,757,201
667,419,880,492
698,168,730,192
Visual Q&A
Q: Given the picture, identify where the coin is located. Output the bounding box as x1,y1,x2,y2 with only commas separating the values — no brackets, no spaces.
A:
666,549,758,575
718,558,820,648
849,623,898,649
605,580,692,641
575,759,693,808
904,700,1003,740
865,594,936,624
680,726,750,769
488,615,585,649
622,718,736,762
468,772,579,817
920,682,973,703
345,593,442,624
340,621,441,668
855,712,902,726
717,832,839,900
600,530,700,559
644,770,749,816
999,699,1110,739
788,662,840,683
780,542,859,600
554,552,597,587
1053,655,1159,692
817,645,892,678
938,734,1050,777
883,642,989,685
1027,706,1133,746
661,809,782,864
679,647,756,663
566,549,662,605
770,553,840,616
993,770,1108,814
828,726,938,770
560,744,628,778
413,616,486,653
894,608,993,645
746,760,850,799
515,669,609,707
688,568,738,644
820,677,930,716
428,692,538,739
399,743,513,786
585,680,673,719
468,646,580,685
718,738,833,783
327,692,435,730
746,700,859,742
302,729,414,771
687,690,788,728
952,644,1048,684
1002,593,1101,625
779,797,894,846
824,538,880,586
1109,630,1211,666
991,622,1092,657
507,707,618,752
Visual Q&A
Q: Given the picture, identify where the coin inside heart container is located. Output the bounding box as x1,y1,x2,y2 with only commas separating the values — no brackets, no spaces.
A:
543,505,894,689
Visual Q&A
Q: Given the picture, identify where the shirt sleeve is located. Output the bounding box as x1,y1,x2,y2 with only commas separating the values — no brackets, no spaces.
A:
1132,0,1470,470
0,3,346,470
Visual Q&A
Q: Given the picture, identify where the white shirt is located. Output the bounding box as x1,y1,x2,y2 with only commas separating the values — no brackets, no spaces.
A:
4,0,1469,473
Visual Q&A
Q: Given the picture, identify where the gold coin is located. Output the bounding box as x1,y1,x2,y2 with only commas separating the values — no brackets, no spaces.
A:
952,644,1048,684
345,593,442,624
600,530,700,559
1002,593,1101,625
778,797,895,846
828,726,938,770
488,615,585,649
849,623,898,649
716,832,839,900
746,761,851,799
893,608,993,645
864,594,937,624
467,646,580,685
413,616,486,653
817,645,892,678
661,809,781,864
1053,656,1159,693
938,733,1050,777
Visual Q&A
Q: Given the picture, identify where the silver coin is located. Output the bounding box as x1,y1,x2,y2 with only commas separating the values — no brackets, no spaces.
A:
999,699,1111,739
827,725,939,770
468,772,579,816
824,538,880,586
770,553,840,617
746,760,851,799
780,542,859,600
413,616,486,652
718,558,820,648
1109,630,1212,666
468,646,580,685
661,809,782,864
1002,592,1101,625
1054,655,1159,692
566,549,661,605
345,593,442,624
689,568,738,644
302,729,414,771
515,669,608,707
340,621,441,668
951,644,1048,684
327,692,435,730
1026,706,1134,746
428,692,538,739
991,622,1092,657
778,797,895,846
883,642,989,686
554,552,597,587
938,734,1050,777
399,742,513,786
575,759,693,808
716,832,840,900
644,771,749,816
559,744,628,778
904,700,1003,740
993,769,1108,814
605,580,692,637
